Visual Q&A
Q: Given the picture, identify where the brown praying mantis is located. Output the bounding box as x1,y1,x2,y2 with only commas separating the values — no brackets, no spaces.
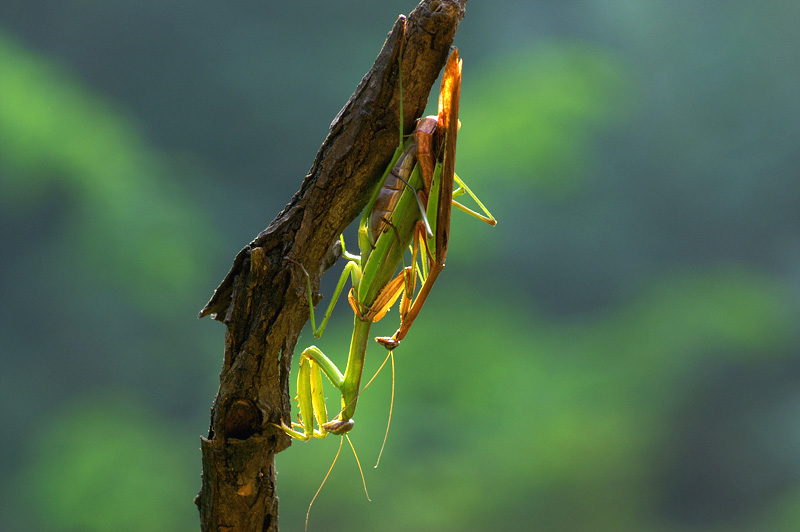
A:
280,47,495,447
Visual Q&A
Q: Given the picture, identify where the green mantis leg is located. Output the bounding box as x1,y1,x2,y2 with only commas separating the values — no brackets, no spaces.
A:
287,251,362,339
452,173,497,226
281,316,373,440
281,345,343,440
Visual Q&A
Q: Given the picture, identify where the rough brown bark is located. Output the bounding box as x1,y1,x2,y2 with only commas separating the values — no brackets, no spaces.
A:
195,2,467,530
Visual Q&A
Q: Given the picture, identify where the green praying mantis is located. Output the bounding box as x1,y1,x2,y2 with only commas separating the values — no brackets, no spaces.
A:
279,47,496,448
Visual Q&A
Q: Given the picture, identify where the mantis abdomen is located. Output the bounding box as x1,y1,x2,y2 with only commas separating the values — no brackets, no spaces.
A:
369,115,440,243
369,142,418,242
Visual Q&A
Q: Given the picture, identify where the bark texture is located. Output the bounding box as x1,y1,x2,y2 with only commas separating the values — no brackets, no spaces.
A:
196,2,467,530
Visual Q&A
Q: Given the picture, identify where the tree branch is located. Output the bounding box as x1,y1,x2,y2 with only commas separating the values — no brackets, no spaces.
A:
195,2,467,531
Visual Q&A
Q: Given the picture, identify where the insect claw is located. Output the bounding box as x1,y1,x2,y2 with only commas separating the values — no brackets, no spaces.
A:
375,336,400,350
322,418,355,435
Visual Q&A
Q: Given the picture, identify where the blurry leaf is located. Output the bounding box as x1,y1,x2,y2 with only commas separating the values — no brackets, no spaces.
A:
0,30,218,313
614,267,794,361
24,392,196,532
459,42,630,195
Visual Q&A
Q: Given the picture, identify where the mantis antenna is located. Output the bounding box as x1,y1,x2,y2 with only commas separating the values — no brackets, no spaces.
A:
304,434,370,531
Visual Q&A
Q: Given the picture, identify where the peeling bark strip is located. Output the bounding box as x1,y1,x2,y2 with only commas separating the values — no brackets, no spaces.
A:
196,2,466,531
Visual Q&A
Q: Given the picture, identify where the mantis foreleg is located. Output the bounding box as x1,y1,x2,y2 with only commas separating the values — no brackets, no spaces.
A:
282,316,373,440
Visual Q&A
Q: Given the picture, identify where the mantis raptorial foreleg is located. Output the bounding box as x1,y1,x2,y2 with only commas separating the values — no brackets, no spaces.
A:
280,346,343,440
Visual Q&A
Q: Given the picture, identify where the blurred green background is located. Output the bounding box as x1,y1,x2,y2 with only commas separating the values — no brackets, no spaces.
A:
2,1,799,531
